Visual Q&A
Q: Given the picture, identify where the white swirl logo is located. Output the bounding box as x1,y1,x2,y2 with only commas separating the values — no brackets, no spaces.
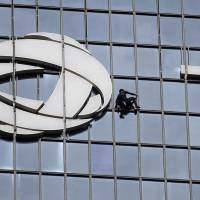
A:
0,32,112,136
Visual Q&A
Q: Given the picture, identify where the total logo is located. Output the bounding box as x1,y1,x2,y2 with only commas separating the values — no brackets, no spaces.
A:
0,32,112,136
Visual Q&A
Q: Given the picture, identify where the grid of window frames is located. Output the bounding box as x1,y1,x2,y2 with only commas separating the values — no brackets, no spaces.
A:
0,0,200,200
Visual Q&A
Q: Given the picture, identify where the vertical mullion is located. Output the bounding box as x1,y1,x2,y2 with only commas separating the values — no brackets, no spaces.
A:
132,1,143,199
11,1,17,200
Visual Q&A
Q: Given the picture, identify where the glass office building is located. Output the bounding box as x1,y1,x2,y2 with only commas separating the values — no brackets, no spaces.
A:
0,0,200,199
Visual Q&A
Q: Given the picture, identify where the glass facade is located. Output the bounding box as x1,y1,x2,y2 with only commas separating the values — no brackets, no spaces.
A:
0,0,200,199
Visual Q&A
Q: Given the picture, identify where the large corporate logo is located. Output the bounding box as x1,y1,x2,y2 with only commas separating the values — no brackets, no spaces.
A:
0,32,112,136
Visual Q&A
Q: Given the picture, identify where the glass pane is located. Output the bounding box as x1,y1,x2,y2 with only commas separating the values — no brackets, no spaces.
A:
168,183,190,200
136,15,157,44
92,178,114,200
91,112,112,141
16,174,39,200
0,78,10,94
111,0,132,11
92,144,113,175
135,0,157,12
116,146,138,176
142,181,165,200
14,0,35,5
117,180,139,200
16,141,38,170
64,11,85,40
87,0,108,9
183,0,200,15
87,13,109,41
69,129,88,140
17,76,37,99
185,18,200,47
42,176,64,200
138,80,160,110
164,115,187,145
160,17,182,46
141,147,163,178
88,45,110,73
163,82,185,112
189,50,200,65
115,112,137,143
0,174,13,200
67,143,88,173
159,0,181,13
0,0,10,3
137,47,159,77
140,114,162,144
42,141,63,172
14,8,36,36
193,184,200,200
39,10,60,33
0,8,11,36
113,46,134,76
112,14,134,43
0,139,13,169
64,0,84,8
39,0,59,6
67,177,89,200
166,148,188,179
188,83,200,113
191,150,200,179
161,49,181,78
190,116,200,146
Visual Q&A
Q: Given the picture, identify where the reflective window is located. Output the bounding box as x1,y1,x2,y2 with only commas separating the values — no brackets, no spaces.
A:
0,174,13,200
91,112,112,141
191,150,200,179
192,184,200,200
0,8,11,36
137,47,159,77
17,76,37,99
140,114,162,144
64,11,85,40
136,15,158,44
14,0,35,5
92,178,114,200
190,116,200,146
42,176,64,200
39,10,60,33
183,0,200,15
164,115,187,145
16,174,39,200
87,0,108,9
142,182,165,200
188,83,200,113
113,46,134,76
87,13,109,41
0,0,10,3
0,78,10,94
138,80,161,110
88,45,110,73
0,139,13,169
116,146,138,176
69,129,88,140
64,0,84,8
160,17,182,46
168,183,190,200
185,18,200,47
67,177,89,200
135,0,157,12
112,14,134,43
117,180,139,200
141,147,163,178
163,82,185,112
159,0,181,13
16,141,38,170
42,141,63,172
189,50,200,65
111,0,132,11
67,143,88,173
115,113,137,143
166,148,188,179
92,144,113,175
39,0,59,6
161,49,182,78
